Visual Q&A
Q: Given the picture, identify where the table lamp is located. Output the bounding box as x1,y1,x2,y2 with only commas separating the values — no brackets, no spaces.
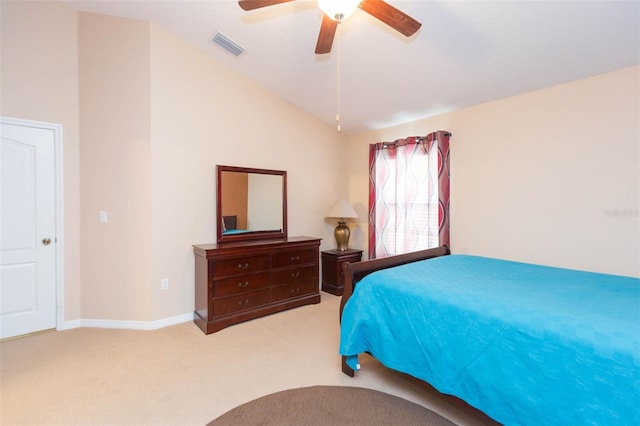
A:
326,199,358,251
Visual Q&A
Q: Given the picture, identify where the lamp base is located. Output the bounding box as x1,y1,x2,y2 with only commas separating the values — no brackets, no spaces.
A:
334,220,351,251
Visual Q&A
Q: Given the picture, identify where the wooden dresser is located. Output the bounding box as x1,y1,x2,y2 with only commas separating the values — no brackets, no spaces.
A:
193,236,321,334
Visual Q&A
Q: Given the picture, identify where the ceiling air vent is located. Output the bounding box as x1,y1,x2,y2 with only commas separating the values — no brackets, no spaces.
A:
212,32,245,57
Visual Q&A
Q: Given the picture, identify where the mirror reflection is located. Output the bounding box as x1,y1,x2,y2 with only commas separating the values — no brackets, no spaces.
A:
221,172,283,234
216,165,287,243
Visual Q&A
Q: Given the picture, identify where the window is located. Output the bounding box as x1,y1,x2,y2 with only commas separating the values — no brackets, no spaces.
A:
368,131,450,259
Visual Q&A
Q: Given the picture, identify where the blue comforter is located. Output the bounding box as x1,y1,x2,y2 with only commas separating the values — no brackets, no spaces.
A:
340,255,640,425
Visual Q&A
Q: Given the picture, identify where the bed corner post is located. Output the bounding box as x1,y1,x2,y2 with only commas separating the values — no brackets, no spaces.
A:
340,263,357,377
341,356,355,377
339,261,356,323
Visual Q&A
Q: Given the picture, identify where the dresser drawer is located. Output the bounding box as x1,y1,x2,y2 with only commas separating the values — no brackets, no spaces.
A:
271,265,317,285
271,249,317,268
212,255,270,278
212,289,271,318
213,272,270,298
272,280,317,302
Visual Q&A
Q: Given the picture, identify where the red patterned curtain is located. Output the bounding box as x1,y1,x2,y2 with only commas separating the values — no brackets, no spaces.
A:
368,131,450,259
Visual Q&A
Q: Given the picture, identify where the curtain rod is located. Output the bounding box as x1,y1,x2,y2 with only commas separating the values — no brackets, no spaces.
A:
373,131,452,150
416,131,452,140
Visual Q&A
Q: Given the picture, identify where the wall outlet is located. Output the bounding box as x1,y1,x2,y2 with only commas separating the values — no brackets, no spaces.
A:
100,211,108,223
161,278,169,290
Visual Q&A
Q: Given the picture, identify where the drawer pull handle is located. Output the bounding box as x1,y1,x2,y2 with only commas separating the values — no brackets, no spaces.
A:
238,281,249,288
291,256,300,261
237,263,249,270
237,299,249,306
290,272,300,278
289,288,300,294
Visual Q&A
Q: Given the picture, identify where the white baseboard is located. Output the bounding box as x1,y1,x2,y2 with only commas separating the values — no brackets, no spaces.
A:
61,312,194,331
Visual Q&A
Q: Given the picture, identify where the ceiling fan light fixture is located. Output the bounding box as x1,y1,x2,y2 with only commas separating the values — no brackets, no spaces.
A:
318,0,361,22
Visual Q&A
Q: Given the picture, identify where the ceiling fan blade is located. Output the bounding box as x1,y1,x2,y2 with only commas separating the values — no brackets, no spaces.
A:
315,15,338,54
359,0,421,37
238,0,296,11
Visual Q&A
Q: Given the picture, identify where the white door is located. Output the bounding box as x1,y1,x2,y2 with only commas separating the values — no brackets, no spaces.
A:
1,120,57,339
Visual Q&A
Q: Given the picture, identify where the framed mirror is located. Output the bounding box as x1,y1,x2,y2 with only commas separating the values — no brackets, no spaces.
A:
216,165,287,243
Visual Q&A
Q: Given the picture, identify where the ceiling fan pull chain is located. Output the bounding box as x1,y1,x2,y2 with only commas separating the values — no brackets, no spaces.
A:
336,21,342,132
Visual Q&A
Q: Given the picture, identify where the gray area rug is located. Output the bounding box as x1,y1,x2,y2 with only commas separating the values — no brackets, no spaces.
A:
209,385,457,425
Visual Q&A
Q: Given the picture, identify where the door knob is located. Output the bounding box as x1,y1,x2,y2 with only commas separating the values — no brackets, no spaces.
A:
42,238,52,245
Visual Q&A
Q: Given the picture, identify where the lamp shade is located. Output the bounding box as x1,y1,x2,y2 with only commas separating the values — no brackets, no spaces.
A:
327,199,358,219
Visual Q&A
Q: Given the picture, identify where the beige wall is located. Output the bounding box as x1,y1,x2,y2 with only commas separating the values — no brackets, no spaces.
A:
347,66,640,277
1,0,82,320
78,13,153,321
79,14,346,321
2,2,345,324
148,23,345,319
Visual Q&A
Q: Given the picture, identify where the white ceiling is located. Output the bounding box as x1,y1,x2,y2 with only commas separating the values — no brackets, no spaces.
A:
64,0,640,134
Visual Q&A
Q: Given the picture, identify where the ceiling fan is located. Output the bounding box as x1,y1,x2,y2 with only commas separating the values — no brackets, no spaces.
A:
238,0,422,54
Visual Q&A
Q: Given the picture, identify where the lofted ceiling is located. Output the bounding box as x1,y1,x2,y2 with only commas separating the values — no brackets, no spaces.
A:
64,0,640,134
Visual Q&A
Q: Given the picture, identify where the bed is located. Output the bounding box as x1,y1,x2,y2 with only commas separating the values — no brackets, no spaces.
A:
221,215,253,235
339,246,640,425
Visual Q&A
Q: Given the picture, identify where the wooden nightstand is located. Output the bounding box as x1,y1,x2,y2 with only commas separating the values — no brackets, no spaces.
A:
321,249,363,296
